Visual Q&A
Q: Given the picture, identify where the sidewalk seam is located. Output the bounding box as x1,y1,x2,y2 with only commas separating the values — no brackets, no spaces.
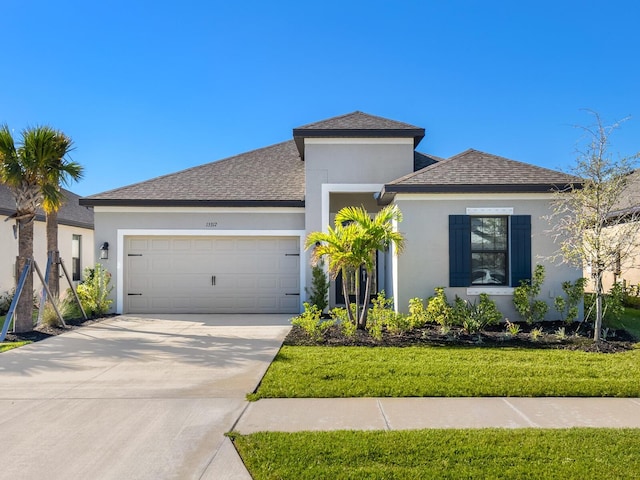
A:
198,401,251,480
501,399,540,427
228,400,251,433
376,399,391,430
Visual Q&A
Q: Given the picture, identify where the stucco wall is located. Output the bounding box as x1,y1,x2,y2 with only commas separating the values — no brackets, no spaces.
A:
93,207,305,312
0,218,94,295
303,138,415,306
393,194,583,321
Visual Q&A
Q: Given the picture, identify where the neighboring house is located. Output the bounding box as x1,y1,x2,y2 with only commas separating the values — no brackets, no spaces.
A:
595,169,640,293
80,111,582,319
0,185,95,294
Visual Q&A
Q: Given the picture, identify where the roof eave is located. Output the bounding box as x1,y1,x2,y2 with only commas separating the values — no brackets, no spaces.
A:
293,128,426,158
383,183,579,194
79,198,305,208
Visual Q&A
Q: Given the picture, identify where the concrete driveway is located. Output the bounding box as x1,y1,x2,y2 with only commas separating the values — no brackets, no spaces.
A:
0,314,291,479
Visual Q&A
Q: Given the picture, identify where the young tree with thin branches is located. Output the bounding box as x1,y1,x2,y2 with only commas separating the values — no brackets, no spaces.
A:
548,112,640,341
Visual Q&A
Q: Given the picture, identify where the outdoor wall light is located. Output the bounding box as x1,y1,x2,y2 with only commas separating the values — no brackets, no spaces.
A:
99,242,109,260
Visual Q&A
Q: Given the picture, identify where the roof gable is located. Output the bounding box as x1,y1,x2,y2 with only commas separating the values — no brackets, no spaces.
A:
384,149,580,194
292,111,425,156
81,140,305,207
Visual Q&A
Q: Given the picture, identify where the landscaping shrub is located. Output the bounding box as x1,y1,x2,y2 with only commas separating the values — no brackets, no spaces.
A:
426,287,454,326
407,297,428,328
453,294,502,334
40,299,75,327
513,264,548,323
366,292,412,337
65,264,114,317
292,303,334,341
585,283,625,324
554,277,586,323
330,307,356,338
305,262,329,313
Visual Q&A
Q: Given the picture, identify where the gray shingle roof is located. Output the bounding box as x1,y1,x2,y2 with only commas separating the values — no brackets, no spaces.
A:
385,149,580,194
414,151,442,171
609,169,640,216
81,140,305,207
292,111,425,156
0,184,94,229
295,111,424,131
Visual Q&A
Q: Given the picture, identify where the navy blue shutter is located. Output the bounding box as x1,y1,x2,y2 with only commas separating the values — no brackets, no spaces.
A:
510,215,532,287
449,215,471,287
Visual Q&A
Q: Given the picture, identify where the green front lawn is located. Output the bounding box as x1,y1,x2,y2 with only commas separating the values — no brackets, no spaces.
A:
232,428,640,479
0,341,30,353
606,307,640,340
251,345,640,399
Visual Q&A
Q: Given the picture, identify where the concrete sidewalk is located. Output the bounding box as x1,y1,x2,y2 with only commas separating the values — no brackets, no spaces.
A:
234,397,640,433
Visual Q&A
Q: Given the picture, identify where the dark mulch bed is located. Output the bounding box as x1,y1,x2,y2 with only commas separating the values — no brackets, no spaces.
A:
3,315,114,343
284,321,637,354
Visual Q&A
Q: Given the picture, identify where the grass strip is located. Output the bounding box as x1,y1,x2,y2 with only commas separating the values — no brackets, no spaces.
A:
0,341,30,353
232,428,640,480
251,345,640,398
606,307,640,340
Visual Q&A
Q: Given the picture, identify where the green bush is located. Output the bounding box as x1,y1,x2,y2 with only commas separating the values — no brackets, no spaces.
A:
305,263,329,312
554,278,586,323
513,264,548,323
329,307,356,338
585,283,625,324
426,287,454,326
407,297,428,328
454,294,502,334
66,264,114,317
292,302,334,341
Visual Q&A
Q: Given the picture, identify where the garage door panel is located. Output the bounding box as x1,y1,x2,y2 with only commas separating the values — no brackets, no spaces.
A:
193,239,214,251
280,276,299,290
125,235,300,314
150,239,172,251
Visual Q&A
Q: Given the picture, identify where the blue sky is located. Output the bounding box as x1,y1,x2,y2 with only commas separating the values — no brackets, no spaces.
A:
2,0,639,196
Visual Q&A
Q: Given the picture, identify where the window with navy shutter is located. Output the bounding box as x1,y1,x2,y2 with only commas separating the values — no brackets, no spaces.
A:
449,215,471,287
510,215,532,287
449,214,531,287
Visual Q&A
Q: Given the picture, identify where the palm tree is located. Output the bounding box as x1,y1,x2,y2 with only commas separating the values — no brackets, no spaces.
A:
41,133,82,299
306,205,405,329
0,125,81,332
335,205,405,328
306,222,362,324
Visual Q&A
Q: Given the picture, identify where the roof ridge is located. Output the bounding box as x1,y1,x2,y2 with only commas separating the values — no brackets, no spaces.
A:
294,111,423,130
388,155,455,185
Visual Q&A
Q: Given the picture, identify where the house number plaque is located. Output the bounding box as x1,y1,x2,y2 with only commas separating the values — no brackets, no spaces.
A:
205,222,218,228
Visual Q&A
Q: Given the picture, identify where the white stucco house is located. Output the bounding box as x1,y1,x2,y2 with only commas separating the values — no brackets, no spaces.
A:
80,112,581,319
0,185,95,295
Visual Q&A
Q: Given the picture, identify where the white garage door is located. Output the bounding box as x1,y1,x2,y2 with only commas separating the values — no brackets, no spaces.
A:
124,236,300,314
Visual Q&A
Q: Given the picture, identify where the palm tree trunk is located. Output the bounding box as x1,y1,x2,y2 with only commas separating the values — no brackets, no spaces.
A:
341,267,354,324
15,218,34,333
46,210,60,299
354,268,362,329
358,268,373,329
